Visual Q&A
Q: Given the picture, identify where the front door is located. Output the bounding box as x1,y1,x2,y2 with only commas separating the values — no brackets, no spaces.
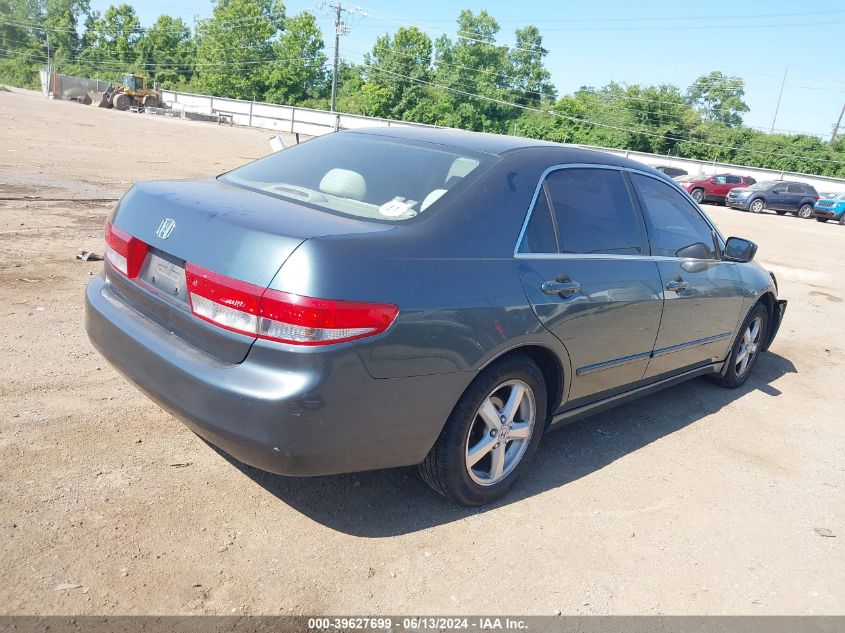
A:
709,175,733,200
768,183,791,210
627,172,746,378
515,166,664,405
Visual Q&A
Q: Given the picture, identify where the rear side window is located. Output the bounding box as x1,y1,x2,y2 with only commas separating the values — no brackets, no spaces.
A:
787,184,805,194
518,187,558,254
543,168,642,255
630,173,717,260
725,175,742,184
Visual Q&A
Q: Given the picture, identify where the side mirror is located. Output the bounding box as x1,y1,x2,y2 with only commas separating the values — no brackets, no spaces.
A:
723,236,757,263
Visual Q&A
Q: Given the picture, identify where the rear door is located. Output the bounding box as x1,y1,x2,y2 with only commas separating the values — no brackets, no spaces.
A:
768,183,790,210
515,166,664,405
723,175,744,198
628,172,745,378
787,183,808,210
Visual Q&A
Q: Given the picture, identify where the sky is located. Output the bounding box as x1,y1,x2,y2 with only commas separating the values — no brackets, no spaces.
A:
89,0,845,138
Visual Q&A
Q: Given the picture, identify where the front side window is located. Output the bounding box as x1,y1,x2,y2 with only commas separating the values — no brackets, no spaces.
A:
630,173,717,260
542,168,643,255
714,175,727,184
222,133,491,222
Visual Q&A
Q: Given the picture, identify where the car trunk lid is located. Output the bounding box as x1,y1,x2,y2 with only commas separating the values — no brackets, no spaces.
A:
107,178,394,363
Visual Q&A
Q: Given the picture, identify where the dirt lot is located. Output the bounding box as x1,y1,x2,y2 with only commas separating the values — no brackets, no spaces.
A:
0,89,842,616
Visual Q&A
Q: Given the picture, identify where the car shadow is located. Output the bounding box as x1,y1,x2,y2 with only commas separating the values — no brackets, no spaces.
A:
217,352,796,537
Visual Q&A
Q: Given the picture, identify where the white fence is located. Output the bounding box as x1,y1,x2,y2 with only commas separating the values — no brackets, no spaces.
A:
159,88,845,193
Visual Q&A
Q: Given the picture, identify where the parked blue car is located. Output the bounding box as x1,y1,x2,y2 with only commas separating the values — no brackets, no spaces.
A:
726,181,820,218
813,193,845,224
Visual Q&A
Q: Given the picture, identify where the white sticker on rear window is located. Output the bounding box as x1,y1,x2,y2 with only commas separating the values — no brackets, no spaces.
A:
378,197,417,218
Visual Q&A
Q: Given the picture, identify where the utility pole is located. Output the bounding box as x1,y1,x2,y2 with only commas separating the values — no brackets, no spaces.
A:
322,1,365,113
831,100,845,143
769,67,787,134
46,32,51,98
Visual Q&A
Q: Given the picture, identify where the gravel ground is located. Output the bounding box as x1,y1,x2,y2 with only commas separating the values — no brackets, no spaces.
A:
0,89,842,615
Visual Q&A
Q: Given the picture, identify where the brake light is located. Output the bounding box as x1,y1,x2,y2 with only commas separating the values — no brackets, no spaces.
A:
105,220,149,278
185,263,399,345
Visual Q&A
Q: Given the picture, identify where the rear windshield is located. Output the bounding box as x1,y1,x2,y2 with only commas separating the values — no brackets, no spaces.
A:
221,132,492,221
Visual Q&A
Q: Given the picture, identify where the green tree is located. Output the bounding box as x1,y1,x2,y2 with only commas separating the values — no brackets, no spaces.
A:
507,25,555,107
194,0,284,99
265,11,326,104
0,0,43,87
43,0,90,70
432,10,514,132
363,26,432,120
135,15,193,86
687,70,749,127
77,4,142,76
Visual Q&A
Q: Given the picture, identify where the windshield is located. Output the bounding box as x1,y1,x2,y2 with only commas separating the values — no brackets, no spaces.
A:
222,133,492,221
747,181,778,191
824,192,845,200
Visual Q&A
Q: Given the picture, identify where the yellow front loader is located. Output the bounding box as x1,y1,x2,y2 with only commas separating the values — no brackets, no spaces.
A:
88,74,161,110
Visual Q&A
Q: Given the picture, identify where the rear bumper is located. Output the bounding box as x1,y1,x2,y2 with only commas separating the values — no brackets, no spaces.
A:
85,274,468,476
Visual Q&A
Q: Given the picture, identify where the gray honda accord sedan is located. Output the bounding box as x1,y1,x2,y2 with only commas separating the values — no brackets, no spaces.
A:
85,127,786,505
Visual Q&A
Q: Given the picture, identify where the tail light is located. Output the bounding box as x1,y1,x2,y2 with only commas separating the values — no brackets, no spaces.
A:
185,263,398,345
105,220,149,278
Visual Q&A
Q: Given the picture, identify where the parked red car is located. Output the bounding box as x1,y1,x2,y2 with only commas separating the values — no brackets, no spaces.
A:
677,174,757,204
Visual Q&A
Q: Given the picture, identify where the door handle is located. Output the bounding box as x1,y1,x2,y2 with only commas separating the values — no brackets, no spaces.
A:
665,278,689,292
542,279,581,297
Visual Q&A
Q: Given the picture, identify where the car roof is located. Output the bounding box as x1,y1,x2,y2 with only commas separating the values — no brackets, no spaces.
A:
341,127,667,172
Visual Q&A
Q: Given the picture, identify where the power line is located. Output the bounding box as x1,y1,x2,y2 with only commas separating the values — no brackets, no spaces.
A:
349,55,845,166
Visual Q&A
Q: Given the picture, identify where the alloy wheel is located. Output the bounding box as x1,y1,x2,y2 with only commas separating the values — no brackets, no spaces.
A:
464,379,536,486
750,199,764,213
798,205,813,219
736,316,763,377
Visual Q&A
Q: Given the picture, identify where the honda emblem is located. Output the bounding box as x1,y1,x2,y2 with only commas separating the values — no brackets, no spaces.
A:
156,218,175,240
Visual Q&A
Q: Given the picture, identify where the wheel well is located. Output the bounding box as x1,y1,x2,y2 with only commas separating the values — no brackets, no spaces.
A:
756,292,776,338
490,345,563,424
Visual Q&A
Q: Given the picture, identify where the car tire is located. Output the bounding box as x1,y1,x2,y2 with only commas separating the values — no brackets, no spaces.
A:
839,214,845,226
798,204,814,219
816,217,829,223
691,188,705,203
419,354,547,506
711,303,768,389
749,198,765,213
775,210,787,215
